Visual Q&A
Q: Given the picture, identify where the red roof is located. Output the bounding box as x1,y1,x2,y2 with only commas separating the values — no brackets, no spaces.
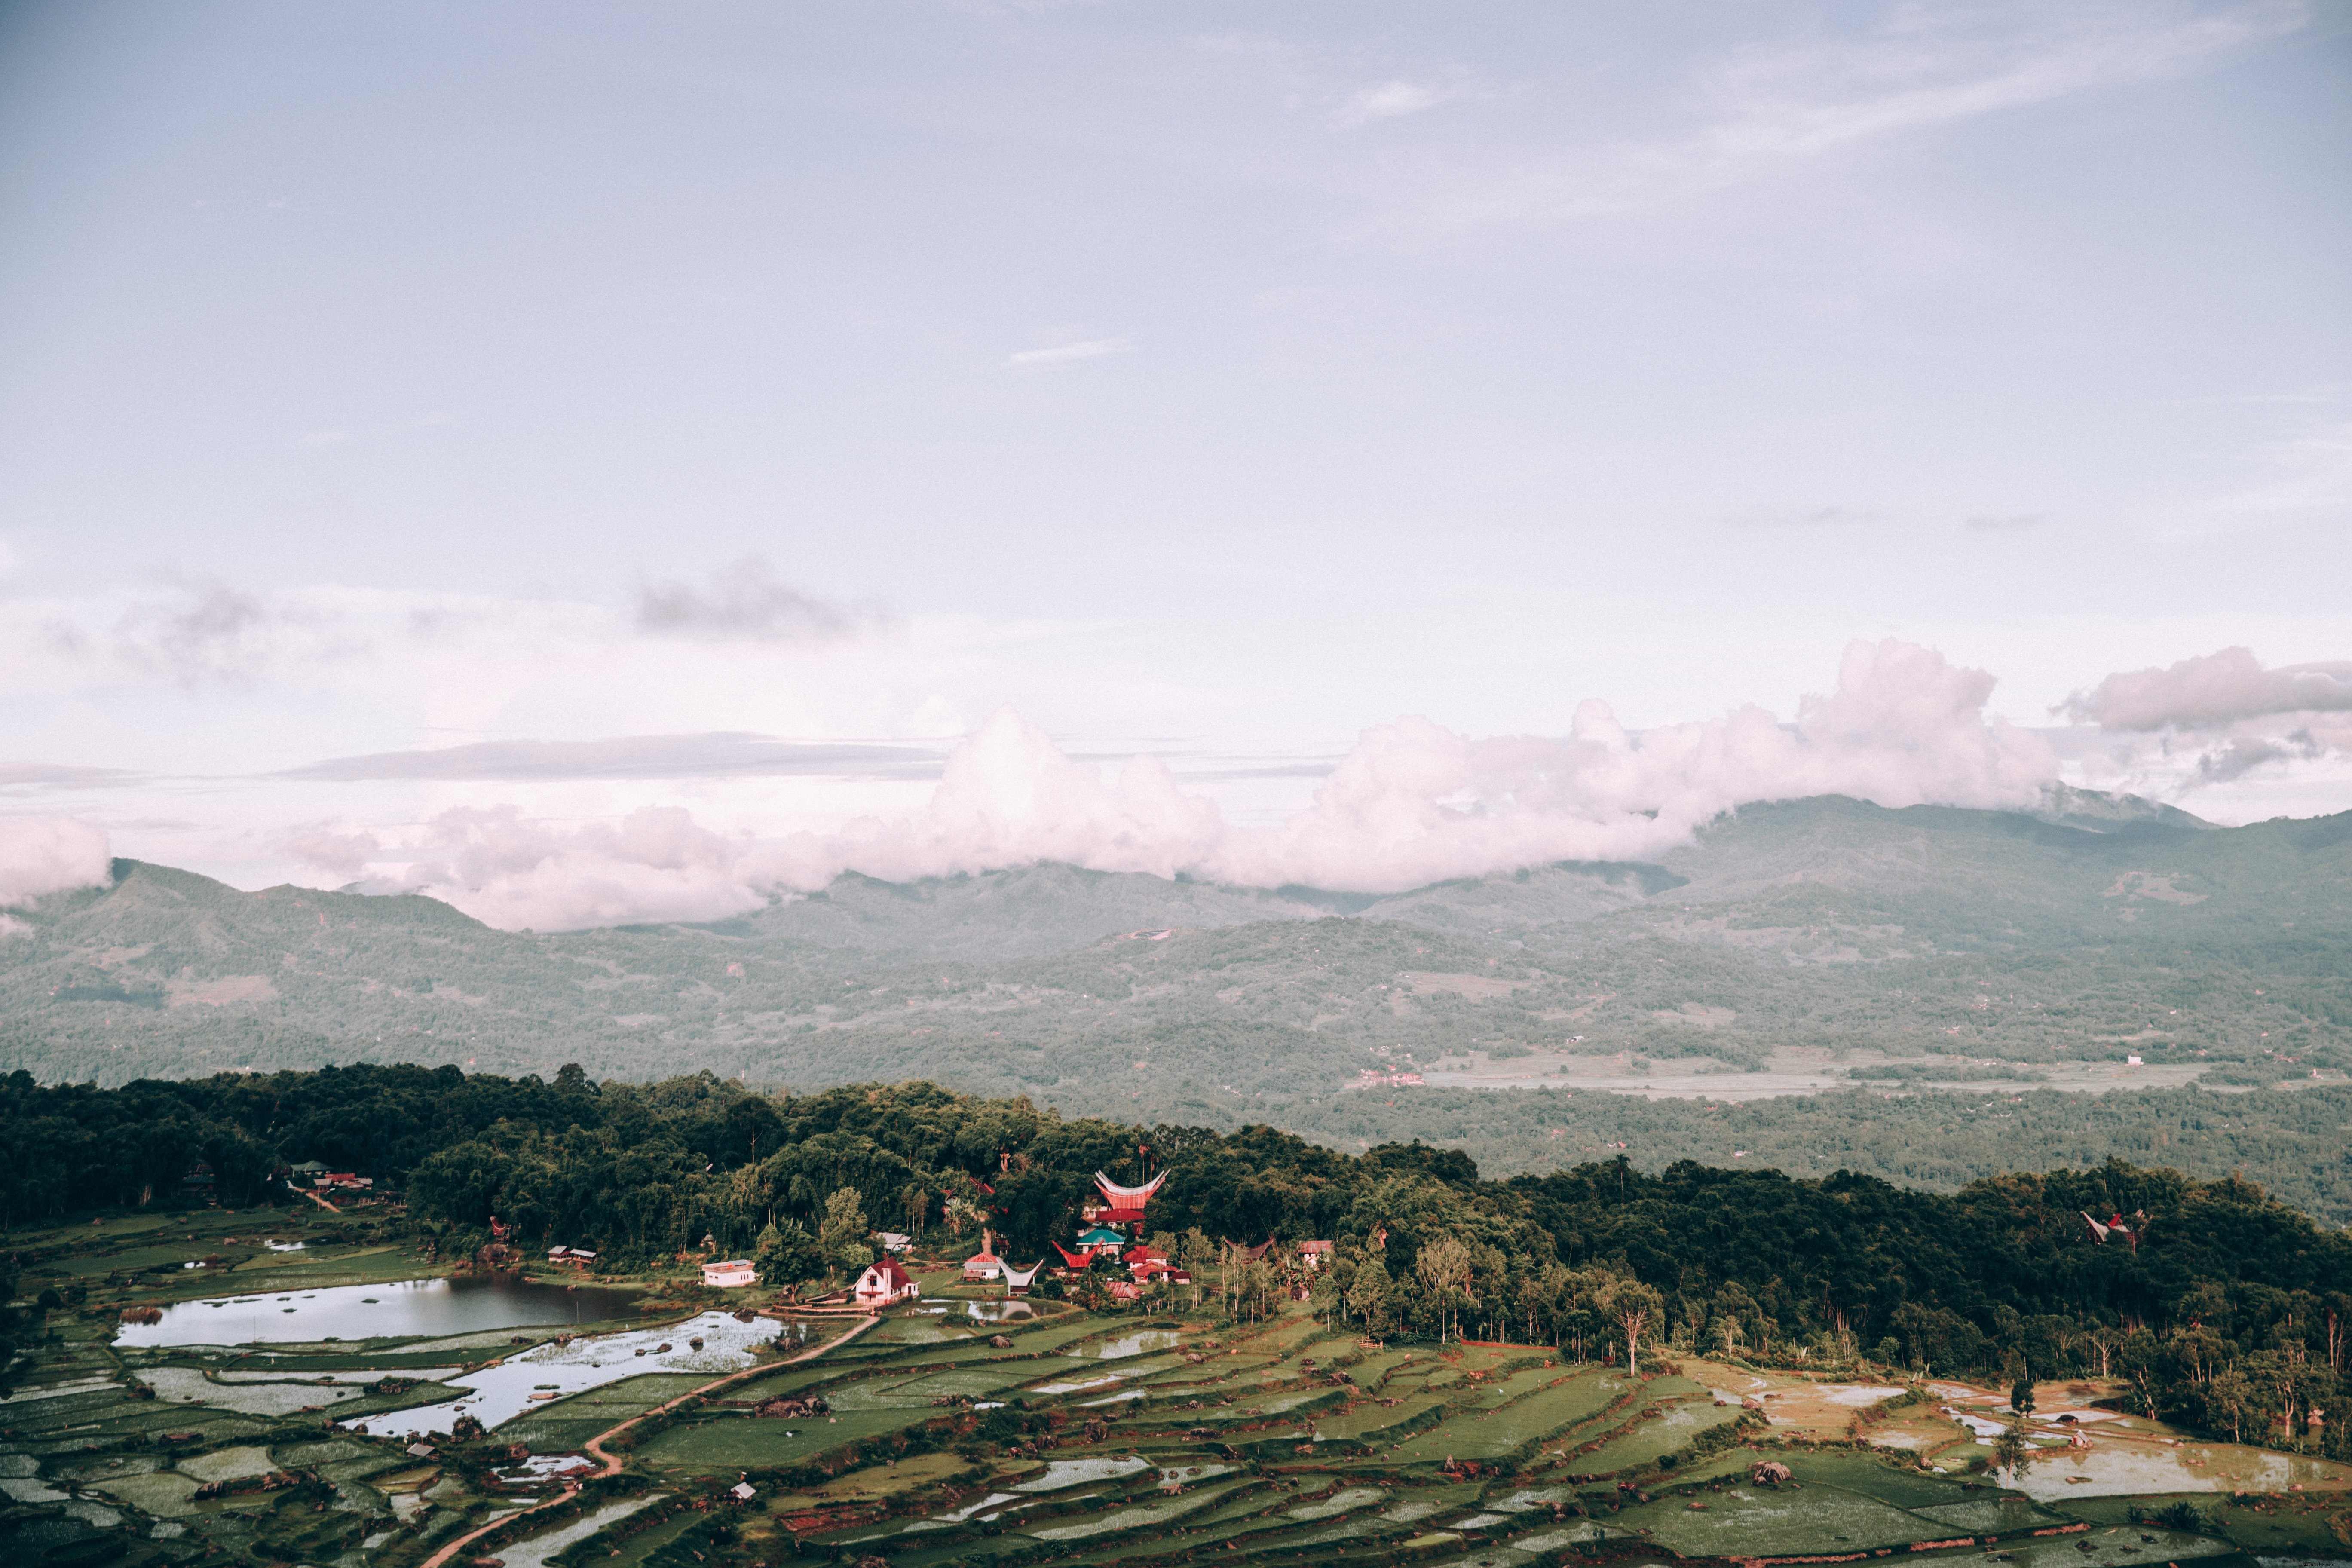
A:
1093,1208,1147,1225
862,1259,913,1291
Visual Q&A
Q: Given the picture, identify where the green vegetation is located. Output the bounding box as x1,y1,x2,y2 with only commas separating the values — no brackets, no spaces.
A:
0,795,2345,1217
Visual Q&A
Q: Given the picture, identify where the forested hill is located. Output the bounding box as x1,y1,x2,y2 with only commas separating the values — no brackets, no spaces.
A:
3,1067,2346,1436
1,794,2344,1099
2,792,2346,1213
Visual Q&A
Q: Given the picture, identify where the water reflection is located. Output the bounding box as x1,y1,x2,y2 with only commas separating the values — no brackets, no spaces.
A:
352,1311,781,1436
114,1276,646,1347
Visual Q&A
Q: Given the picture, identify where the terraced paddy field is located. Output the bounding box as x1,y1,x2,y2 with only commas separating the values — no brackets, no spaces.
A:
5,1218,2346,1568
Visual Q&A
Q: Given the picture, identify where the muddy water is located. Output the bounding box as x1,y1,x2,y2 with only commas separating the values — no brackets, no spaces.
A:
2013,1437,2352,1500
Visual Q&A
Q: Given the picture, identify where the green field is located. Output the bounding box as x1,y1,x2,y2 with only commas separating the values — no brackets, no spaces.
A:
0,1210,2310,1568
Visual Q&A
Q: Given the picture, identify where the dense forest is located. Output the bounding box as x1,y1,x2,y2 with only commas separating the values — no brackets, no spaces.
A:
3,1064,2346,1453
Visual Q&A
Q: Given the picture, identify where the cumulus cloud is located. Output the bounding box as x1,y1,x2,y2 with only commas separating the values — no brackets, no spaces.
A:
634,559,882,643
339,639,2059,929
361,806,771,931
0,815,114,906
2059,646,2352,730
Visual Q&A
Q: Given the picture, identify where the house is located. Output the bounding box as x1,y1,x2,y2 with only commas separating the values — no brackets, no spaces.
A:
854,1259,919,1307
1108,1280,1140,1301
316,1173,374,1190
963,1230,1005,1282
730,1482,756,1502
877,1231,913,1254
547,1246,596,1270
701,1259,758,1288
1298,1240,1334,1270
1003,1259,1044,1297
1127,1251,1189,1285
1075,1224,1128,1254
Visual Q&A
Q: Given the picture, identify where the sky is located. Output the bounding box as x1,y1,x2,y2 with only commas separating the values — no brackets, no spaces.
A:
0,1,2347,928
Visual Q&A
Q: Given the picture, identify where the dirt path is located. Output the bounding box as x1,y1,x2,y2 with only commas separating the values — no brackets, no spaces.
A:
417,1314,878,1568
584,1314,879,1475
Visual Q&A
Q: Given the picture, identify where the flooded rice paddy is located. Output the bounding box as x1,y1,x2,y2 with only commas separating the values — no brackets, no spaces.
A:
349,1310,782,1436
113,1274,649,1346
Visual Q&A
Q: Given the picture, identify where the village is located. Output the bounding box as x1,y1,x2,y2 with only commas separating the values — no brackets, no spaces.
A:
7,1156,2352,1568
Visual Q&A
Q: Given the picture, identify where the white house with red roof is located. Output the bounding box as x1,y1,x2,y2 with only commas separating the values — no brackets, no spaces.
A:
854,1258,919,1307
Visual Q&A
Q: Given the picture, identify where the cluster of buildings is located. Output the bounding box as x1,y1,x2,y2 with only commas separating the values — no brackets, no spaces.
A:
1356,1068,1425,1087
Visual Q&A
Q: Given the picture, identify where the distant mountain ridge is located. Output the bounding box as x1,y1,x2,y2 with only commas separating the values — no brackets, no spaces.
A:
3,791,2344,1123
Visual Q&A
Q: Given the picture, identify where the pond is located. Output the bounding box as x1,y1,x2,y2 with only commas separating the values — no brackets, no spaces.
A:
113,1275,648,1348
911,1298,1035,1323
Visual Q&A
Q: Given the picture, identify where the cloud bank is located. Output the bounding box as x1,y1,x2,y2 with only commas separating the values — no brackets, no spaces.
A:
0,815,114,907
2060,646,2352,730
334,639,2058,930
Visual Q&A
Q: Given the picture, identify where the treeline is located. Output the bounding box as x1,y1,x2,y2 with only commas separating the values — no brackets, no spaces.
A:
4,1065,2348,1452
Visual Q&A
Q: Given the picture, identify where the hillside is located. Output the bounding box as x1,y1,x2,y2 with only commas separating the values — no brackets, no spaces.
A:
3,793,2348,1208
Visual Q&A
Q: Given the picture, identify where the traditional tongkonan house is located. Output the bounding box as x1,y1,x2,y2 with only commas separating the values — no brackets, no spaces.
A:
1003,1259,1044,1297
1089,1167,1168,1234
1298,1240,1334,1270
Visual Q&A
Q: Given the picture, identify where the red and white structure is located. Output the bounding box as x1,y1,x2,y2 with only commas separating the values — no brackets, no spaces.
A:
1089,1168,1169,1229
854,1258,919,1307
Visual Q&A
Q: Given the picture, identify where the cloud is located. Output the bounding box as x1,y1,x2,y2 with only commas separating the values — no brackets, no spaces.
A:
1964,513,2043,533
1332,79,1480,128
284,827,381,885
2059,646,2352,730
0,763,149,790
276,733,944,784
37,578,348,686
349,639,2060,928
2205,420,2352,524
634,559,882,643
363,805,774,931
1425,4,2301,224
0,815,114,906
1003,338,1131,370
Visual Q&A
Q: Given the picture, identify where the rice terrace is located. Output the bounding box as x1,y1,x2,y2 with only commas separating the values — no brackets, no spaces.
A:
3,1070,2350,1568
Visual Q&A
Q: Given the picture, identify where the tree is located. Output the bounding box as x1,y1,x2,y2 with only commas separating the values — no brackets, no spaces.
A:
1178,1228,1217,1310
1991,1418,2035,1484
1416,1236,1474,1344
753,1221,822,1292
1596,1276,1666,1377
819,1187,873,1281
1349,1258,1393,1338
2010,1375,2037,1416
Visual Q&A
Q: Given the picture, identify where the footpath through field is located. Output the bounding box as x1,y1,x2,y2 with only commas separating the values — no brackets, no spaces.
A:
419,1313,879,1568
